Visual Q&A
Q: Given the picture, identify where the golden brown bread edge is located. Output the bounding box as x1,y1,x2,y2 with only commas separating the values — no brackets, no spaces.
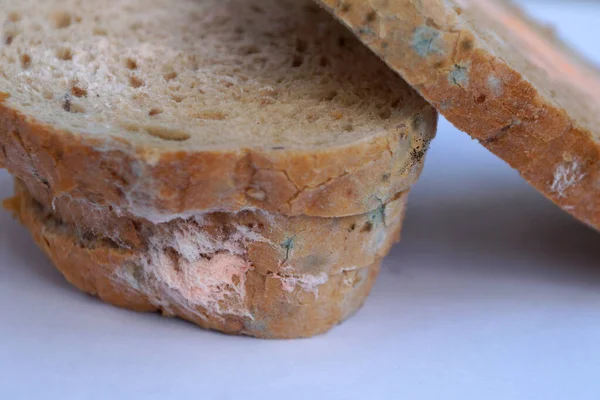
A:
5,179,404,338
317,0,600,230
0,96,437,219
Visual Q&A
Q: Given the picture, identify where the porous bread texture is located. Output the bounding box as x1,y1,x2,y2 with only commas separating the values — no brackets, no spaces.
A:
7,180,390,338
0,0,437,219
317,0,600,230
0,0,418,148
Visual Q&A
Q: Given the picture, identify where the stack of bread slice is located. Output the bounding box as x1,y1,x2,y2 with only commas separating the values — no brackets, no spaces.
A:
0,0,437,338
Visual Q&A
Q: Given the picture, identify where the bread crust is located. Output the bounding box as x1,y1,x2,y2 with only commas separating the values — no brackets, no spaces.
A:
317,0,600,229
6,179,401,338
17,176,405,276
0,87,436,220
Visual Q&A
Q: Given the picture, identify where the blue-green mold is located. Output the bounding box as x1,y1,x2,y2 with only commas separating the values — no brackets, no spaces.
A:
449,64,470,87
411,26,444,57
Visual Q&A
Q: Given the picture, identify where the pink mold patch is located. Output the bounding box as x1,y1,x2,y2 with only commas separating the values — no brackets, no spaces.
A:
153,252,252,317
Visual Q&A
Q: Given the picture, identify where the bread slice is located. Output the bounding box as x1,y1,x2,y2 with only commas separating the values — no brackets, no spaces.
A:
317,0,600,229
0,0,436,220
7,179,397,338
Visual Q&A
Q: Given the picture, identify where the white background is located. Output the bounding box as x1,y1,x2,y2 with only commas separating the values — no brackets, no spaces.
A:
2,2,600,399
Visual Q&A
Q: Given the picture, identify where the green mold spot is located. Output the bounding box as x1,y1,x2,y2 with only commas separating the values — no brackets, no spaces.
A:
244,318,268,336
411,26,444,57
439,100,453,111
281,236,295,261
357,26,374,36
449,64,470,87
368,200,387,228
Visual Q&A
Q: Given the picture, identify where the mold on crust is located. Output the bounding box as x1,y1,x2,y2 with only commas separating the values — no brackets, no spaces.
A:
317,0,600,229
19,176,406,278
7,181,387,338
0,0,437,219
550,159,585,198
411,26,445,57
277,270,329,296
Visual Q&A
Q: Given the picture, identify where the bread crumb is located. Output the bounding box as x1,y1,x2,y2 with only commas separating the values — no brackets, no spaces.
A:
144,126,191,141
129,75,144,88
330,110,343,120
70,86,88,98
193,110,227,120
56,47,73,61
50,11,72,29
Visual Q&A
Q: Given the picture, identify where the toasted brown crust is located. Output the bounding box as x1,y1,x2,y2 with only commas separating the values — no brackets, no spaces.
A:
0,92,436,219
317,0,600,229
6,179,400,338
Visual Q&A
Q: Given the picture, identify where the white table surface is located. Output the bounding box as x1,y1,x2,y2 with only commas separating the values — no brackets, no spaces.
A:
2,2,600,399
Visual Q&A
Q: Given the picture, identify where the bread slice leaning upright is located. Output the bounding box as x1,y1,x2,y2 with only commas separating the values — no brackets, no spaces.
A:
317,0,600,230
0,0,437,338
